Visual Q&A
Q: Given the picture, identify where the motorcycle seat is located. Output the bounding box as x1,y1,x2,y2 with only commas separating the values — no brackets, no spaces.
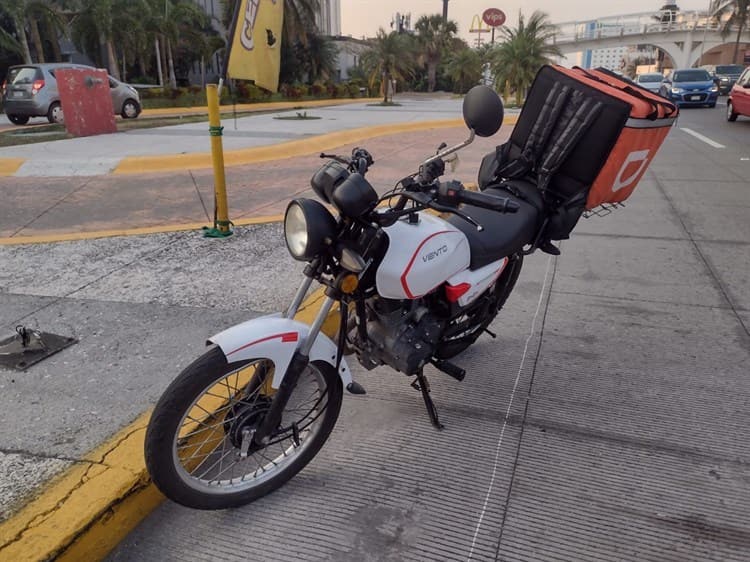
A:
447,180,543,270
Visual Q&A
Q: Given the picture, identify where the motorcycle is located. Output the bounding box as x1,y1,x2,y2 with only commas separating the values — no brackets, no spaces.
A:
144,86,541,510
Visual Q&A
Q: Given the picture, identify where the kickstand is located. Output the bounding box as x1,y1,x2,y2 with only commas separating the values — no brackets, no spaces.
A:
411,370,444,430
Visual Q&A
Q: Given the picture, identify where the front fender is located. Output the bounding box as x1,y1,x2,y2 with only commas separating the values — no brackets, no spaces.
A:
208,314,352,390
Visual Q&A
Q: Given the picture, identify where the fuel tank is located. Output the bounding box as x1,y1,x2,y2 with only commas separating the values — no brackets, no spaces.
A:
376,213,470,300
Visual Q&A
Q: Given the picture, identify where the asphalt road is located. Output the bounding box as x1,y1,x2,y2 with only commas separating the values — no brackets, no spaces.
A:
103,106,750,561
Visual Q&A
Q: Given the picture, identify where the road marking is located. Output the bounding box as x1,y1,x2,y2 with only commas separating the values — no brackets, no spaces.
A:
467,255,553,561
680,127,725,149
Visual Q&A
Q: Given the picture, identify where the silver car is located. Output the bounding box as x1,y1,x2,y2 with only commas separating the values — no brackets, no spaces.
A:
634,72,665,94
1,63,141,125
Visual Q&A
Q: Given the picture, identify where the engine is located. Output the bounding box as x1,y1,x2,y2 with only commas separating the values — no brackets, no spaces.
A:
350,297,446,375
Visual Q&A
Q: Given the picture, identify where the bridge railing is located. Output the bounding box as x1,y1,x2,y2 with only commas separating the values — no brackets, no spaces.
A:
552,10,724,44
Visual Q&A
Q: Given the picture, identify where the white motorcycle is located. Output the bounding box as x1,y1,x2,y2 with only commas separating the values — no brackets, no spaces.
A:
145,86,535,509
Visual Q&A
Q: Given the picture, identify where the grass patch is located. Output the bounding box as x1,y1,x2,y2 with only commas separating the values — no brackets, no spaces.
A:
273,111,322,120
0,111,267,148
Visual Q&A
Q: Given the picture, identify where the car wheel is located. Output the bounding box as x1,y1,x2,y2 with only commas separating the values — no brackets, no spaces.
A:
47,102,63,124
726,101,738,122
7,114,30,125
121,99,141,119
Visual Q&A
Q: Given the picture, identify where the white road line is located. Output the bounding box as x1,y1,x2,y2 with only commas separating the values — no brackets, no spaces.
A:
680,127,726,149
466,255,553,562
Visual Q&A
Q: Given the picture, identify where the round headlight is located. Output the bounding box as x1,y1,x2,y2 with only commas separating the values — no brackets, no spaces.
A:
284,199,337,261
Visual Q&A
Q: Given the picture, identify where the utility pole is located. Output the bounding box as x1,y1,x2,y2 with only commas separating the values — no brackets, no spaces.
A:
442,0,449,22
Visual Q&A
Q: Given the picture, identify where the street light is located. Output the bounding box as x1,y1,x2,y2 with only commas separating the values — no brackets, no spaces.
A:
442,0,449,22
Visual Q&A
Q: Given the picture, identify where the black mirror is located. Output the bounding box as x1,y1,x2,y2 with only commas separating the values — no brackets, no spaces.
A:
463,85,504,137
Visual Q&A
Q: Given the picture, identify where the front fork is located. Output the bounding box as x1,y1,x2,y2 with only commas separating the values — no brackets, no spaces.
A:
253,278,335,446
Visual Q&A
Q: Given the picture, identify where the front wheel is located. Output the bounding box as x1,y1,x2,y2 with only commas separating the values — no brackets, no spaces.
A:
121,99,140,119
145,346,343,509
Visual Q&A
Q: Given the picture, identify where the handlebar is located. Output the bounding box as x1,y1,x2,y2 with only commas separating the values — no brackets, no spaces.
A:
456,189,520,213
437,181,519,214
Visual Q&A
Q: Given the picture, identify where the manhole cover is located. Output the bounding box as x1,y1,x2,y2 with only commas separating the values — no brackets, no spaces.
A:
0,328,77,371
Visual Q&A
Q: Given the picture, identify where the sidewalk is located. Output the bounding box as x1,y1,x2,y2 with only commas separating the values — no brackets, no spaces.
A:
0,98,482,177
1,99,749,561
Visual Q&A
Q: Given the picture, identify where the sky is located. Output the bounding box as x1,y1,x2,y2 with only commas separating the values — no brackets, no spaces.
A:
340,0,709,43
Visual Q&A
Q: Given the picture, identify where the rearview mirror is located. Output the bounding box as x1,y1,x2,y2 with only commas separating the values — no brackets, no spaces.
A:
463,85,504,138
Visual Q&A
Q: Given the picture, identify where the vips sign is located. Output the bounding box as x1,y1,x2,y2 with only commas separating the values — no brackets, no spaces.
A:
226,0,283,92
482,8,506,28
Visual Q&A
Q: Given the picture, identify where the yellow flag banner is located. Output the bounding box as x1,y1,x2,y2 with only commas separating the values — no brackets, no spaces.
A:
226,0,284,92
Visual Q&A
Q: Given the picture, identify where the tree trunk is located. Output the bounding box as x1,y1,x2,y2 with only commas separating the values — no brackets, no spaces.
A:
107,40,121,80
29,18,45,63
154,38,164,86
427,60,437,92
138,55,148,81
200,57,206,86
15,16,33,64
45,19,62,62
383,72,388,103
167,38,177,88
121,53,127,82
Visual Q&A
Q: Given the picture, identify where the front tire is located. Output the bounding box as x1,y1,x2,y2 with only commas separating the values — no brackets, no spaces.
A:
727,101,738,122
145,346,343,509
121,99,140,119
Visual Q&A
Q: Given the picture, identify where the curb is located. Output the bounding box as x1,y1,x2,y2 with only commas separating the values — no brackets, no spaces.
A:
0,215,284,246
112,119,467,174
0,289,335,561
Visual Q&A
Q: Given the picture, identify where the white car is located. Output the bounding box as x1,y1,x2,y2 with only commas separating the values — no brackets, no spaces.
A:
634,72,664,94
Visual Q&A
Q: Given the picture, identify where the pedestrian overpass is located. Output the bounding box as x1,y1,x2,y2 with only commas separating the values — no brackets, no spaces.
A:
552,10,750,68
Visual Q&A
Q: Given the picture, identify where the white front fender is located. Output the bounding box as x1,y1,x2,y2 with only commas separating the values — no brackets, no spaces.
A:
208,314,352,390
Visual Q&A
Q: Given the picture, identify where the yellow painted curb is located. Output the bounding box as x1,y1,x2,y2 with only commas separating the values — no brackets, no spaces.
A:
0,215,284,246
113,116,519,175
113,119,466,174
0,158,24,176
0,411,159,562
0,284,334,562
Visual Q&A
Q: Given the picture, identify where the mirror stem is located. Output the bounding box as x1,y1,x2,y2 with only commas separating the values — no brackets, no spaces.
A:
422,129,475,169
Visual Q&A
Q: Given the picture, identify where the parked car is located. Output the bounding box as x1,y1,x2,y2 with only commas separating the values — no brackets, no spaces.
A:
726,66,750,122
634,72,664,94
1,63,141,125
702,64,746,94
659,68,718,108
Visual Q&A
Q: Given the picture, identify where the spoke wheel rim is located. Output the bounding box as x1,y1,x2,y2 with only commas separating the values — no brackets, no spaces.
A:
171,360,329,495
124,102,137,117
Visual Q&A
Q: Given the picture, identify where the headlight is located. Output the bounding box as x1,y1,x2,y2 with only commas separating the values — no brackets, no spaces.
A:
710,85,718,92
284,199,337,261
671,87,683,94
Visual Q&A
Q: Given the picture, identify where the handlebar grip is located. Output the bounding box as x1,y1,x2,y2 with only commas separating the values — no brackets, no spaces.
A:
458,189,520,213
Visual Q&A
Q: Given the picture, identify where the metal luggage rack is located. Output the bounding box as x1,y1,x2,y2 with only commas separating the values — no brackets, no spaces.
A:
583,202,626,218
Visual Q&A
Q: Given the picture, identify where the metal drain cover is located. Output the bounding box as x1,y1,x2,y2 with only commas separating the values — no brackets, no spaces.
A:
0,329,78,371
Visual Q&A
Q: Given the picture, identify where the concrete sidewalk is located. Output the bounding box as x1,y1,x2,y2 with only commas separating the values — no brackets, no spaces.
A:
1,99,749,561
0,98,484,177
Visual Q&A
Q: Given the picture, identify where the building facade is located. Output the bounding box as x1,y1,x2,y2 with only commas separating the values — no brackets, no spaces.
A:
317,0,342,37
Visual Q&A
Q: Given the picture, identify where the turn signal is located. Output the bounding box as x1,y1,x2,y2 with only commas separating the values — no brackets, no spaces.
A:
339,273,359,294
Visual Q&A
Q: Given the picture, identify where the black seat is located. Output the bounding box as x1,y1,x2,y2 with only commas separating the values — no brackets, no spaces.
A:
447,180,544,270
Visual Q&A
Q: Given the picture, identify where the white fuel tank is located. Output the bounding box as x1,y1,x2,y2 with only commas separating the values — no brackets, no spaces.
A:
376,213,470,300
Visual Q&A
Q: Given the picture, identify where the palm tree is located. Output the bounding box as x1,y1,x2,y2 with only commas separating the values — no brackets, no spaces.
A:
490,10,561,106
414,14,457,92
299,32,337,82
444,47,482,93
362,29,416,102
711,0,750,63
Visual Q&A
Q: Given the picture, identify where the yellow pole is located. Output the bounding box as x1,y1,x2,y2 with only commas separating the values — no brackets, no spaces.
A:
204,84,233,237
